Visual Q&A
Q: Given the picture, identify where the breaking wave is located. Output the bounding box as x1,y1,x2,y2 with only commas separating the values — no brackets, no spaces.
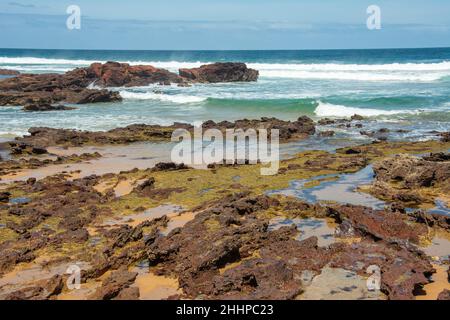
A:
120,91,207,103
314,101,417,117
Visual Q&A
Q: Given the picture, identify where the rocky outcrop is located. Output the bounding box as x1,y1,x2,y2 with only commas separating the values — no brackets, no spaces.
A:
372,154,450,188
76,61,185,87
179,62,258,83
89,269,138,300
201,116,316,142
10,116,316,150
365,153,450,208
0,84,121,106
4,275,64,300
0,61,260,107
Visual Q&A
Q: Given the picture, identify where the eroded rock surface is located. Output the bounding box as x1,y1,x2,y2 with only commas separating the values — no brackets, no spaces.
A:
179,62,258,83
367,153,450,207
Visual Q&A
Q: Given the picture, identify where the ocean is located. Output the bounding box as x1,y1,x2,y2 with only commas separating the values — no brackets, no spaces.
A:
0,48,450,139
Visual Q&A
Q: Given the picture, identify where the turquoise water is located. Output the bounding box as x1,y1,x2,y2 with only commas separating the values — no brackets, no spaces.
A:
0,48,449,137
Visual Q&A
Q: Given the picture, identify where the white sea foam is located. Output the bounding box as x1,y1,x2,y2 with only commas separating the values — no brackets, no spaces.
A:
248,61,450,72
0,57,205,70
120,91,207,103
0,57,98,65
258,70,445,81
314,101,415,117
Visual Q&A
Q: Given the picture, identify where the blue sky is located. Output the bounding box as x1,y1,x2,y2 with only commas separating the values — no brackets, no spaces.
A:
1,0,450,49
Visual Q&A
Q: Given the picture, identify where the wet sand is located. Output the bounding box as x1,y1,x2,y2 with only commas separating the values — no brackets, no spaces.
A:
416,264,450,300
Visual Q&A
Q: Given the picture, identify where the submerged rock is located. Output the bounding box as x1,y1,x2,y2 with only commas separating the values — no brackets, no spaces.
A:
23,103,76,112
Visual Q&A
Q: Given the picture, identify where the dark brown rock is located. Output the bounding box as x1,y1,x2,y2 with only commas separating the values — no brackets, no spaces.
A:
318,130,335,137
0,191,11,203
80,61,185,87
179,63,258,83
351,114,365,121
212,258,302,299
326,204,427,244
152,162,189,172
89,269,138,300
23,103,76,112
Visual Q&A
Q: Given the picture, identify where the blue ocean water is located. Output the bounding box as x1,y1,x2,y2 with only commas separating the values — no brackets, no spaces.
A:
0,48,449,138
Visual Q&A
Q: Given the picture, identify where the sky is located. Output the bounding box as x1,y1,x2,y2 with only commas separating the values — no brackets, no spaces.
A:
0,0,450,50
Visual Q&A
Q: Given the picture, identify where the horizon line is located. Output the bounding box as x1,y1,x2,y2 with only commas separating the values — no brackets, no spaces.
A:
1,46,450,52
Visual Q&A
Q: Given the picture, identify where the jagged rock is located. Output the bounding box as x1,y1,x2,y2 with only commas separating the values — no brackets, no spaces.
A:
152,162,189,172
318,118,336,125
372,154,450,188
89,269,138,300
133,178,156,194
438,132,450,142
179,63,258,83
4,275,64,300
80,61,185,87
326,204,427,244
212,258,302,299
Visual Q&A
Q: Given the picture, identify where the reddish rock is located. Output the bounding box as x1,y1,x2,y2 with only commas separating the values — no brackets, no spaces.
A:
212,258,302,299
78,61,185,87
326,204,427,244
4,275,63,300
89,269,138,300
179,62,258,83
329,240,433,300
